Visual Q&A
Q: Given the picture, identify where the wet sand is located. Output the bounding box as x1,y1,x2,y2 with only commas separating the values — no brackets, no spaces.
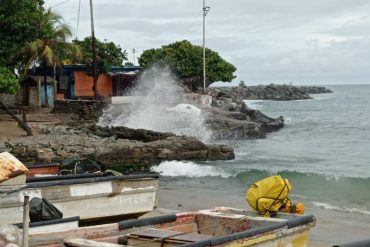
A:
0,121,24,139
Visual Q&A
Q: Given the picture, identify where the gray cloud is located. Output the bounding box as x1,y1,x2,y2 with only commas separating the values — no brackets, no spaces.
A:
47,0,370,84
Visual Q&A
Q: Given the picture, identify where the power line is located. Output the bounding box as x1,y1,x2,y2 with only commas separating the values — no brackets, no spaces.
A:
51,0,71,8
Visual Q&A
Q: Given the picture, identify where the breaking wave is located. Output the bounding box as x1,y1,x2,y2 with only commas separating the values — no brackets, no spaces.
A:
312,202,370,216
98,64,212,142
151,161,232,178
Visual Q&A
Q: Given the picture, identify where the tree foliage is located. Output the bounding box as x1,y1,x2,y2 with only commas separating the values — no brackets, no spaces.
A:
0,67,19,94
139,40,236,89
0,66,33,136
74,37,128,75
19,9,81,73
19,9,81,106
0,0,47,68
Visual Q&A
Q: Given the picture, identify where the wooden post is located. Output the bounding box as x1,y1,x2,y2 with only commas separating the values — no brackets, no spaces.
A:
90,0,98,100
22,195,30,247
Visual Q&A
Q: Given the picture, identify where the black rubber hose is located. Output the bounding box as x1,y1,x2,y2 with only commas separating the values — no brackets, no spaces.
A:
119,214,177,230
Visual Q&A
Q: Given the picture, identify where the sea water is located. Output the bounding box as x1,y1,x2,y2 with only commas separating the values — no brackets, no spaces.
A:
152,84,370,244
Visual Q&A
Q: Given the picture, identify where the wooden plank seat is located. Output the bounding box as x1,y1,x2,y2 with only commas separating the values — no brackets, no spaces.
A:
128,228,211,243
65,238,125,247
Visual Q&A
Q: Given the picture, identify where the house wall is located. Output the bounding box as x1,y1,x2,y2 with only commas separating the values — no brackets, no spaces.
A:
28,87,40,107
73,71,93,97
97,74,112,96
73,71,112,97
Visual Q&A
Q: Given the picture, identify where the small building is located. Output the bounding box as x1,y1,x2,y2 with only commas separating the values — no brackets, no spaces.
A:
60,65,140,99
21,75,57,107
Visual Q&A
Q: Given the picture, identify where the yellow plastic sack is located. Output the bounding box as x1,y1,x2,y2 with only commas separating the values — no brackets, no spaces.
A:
246,175,292,217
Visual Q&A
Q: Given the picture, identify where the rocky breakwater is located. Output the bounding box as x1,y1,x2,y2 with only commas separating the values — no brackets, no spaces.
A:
0,124,234,167
208,84,333,102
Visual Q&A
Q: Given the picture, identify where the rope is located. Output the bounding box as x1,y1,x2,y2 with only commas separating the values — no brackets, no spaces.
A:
0,185,27,196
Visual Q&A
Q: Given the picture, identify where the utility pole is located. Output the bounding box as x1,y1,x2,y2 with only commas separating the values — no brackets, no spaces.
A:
132,49,136,66
89,0,98,100
203,0,210,93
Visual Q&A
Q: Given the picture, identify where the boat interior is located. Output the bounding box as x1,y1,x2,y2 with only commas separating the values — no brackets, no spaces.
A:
123,208,314,247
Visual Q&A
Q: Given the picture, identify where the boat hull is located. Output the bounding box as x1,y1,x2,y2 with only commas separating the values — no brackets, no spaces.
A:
0,174,159,224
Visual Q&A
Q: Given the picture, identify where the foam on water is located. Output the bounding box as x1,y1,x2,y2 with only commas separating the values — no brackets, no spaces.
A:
312,202,370,216
152,161,232,178
243,100,264,110
98,65,212,142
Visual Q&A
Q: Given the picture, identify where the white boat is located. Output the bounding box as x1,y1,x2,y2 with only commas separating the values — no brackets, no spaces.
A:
0,173,159,225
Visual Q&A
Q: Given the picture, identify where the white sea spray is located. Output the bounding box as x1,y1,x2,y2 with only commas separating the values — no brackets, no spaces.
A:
152,161,231,178
98,64,212,142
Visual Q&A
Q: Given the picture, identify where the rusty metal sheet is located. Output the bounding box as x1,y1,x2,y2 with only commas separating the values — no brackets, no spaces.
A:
0,152,28,183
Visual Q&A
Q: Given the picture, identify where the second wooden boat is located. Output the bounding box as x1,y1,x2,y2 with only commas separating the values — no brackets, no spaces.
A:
0,173,159,225
27,207,316,247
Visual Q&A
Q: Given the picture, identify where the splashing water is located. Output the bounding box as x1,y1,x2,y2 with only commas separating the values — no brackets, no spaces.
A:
98,64,212,142
152,161,232,178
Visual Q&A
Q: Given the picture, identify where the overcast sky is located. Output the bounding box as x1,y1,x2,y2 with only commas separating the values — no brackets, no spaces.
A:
46,0,370,85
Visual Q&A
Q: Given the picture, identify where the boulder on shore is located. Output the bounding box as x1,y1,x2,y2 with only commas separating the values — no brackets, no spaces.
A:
204,103,284,139
1,124,235,167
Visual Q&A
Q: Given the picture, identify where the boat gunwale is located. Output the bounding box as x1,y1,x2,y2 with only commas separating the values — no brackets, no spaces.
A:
15,216,80,228
173,214,316,247
27,163,59,169
25,173,159,188
126,213,315,247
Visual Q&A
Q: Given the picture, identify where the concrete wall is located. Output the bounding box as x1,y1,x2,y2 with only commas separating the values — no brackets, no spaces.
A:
74,72,112,97
111,93,212,108
0,93,17,106
28,87,40,107
52,99,108,120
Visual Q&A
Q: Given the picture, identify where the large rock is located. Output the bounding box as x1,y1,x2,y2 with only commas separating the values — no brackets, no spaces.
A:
204,104,284,139
90,125,175,142
95,136,234,165
2,124,235,167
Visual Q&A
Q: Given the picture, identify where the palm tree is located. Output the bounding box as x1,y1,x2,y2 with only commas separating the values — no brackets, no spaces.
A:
19,9,81,107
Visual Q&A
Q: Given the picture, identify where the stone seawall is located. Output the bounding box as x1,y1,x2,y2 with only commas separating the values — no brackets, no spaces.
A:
52,100,108,120
0,93,17,106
